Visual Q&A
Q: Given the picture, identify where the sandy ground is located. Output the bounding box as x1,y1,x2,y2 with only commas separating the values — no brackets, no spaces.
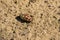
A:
0,0,60,40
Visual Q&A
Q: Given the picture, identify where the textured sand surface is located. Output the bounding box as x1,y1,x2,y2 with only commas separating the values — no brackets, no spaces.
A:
0,0,60,40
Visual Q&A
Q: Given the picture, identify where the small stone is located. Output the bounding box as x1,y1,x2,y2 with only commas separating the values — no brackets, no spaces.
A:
10,38,14,40
57,12,60,15
44,0,48,3
58,6,60,8
58,19,60,23
53,16,57,19
58,26,60,32
58,19,60,21
13,31,15,33
29,0,36,3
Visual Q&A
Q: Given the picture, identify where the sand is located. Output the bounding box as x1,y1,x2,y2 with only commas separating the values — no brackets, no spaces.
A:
0,0,60,40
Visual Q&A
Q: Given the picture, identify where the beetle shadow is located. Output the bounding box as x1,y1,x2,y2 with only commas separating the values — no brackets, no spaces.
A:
15,16,30,23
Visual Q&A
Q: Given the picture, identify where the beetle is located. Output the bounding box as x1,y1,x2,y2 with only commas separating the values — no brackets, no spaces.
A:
19,13,33,22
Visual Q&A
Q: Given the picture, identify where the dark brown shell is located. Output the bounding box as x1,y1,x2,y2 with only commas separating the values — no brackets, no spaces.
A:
20,13,33,22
